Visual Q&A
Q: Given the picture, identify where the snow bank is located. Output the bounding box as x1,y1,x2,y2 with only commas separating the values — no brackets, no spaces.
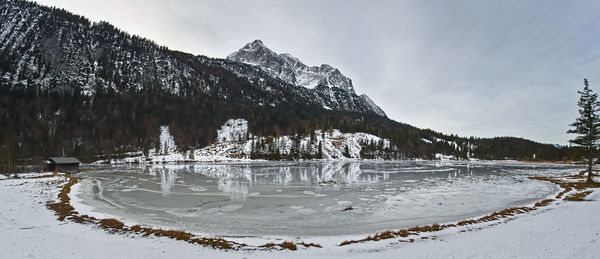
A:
217,119,248,142
2,173,600,258
99,120,391,164
435,153,456,161
156,125,177,155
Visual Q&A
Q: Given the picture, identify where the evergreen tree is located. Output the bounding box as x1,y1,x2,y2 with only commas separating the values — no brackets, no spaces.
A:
568,78,600,183
1,129,18,173
344,145,351,158
318,141,323,159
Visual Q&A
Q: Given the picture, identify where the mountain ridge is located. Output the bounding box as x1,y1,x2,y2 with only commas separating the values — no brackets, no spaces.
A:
227,39,387,116
0,0,572,164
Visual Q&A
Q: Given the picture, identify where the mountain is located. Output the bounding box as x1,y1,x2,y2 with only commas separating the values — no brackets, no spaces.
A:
0,2,382,117
227,40,386,116
0,0,573,165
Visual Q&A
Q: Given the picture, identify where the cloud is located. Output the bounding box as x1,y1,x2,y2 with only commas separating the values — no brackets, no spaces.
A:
34,0,600,144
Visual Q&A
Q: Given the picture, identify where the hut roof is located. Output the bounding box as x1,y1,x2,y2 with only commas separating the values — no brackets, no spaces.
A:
49,157,81,164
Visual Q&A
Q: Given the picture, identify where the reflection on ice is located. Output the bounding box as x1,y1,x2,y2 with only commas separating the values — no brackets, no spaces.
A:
217,179,248,200
158,168,176,197
77,160,575,237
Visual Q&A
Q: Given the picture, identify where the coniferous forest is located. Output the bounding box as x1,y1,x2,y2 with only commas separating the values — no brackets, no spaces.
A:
0,0,579,172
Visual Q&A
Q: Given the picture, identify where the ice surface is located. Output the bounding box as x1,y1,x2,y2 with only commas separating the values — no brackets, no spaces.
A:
75,161,570,237
3,166,600,258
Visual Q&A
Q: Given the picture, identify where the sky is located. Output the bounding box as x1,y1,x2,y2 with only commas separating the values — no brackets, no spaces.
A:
34,0,600,145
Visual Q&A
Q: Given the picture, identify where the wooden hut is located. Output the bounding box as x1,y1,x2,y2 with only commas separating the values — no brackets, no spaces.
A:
44,157,81,174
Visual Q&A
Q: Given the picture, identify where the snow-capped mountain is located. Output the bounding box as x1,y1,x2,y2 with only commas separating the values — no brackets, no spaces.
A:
227,40,386,116
0,1,566,162
227,40,354,93
0,2,385,117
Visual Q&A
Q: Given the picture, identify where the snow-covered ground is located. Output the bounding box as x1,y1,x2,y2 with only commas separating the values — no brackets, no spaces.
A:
99,120,391,164
1,164,599,258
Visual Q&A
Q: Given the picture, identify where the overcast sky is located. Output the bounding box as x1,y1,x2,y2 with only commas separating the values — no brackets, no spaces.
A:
35,0,600,145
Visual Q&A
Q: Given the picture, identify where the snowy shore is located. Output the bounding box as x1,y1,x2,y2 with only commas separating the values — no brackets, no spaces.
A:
1,172,599,258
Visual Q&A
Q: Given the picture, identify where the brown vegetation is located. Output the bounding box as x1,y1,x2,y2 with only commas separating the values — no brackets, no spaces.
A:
564,191,593,201
257,241,322,250
340,174,598,246
46,175,78,220
43,174,319,251
534,199,554,207
41,171,598,250
260,241,298,250
99,218,125,230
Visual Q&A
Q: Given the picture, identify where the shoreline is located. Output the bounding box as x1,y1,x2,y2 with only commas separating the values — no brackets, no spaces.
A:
1,168,599,258
48,168,597,248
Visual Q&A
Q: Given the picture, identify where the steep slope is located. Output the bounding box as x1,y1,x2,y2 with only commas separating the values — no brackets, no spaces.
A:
227,40,386,116
0,2,383,117
0,1,570,162
100,119,395,163
227,40,354,93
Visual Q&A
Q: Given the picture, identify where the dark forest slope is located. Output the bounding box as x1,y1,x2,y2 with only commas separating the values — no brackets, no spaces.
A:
0,0,575,167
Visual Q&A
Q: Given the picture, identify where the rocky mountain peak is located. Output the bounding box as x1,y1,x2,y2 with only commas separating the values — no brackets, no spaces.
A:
227,40,356,94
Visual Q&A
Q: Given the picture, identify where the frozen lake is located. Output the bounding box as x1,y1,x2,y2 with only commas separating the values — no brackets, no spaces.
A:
75,161,571,237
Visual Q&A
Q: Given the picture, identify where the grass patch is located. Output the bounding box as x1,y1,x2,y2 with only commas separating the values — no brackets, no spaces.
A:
340,229,412,246
260,241,297,250
534,199,554,207
259,241,322,250
100,218,125,230
298,242,322,248
564,191,593,201
341,173,598,246
46,175,78,220
43,175,318,251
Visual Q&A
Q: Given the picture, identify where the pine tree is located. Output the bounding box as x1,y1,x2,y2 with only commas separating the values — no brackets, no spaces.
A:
1,129,18,173
568,78,600,183
318,141,323,159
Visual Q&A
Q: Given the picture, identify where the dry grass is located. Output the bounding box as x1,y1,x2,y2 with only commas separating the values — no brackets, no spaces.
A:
47,171,598,250
571,181,600,190
297,242,322,248
100,218,125,230
44,174,319,251
529,175,599,202
46,175,78,220
341,174,599,247
260,241,297,250
339,229,411,246
189,237,237,250
534,199,554,207
456,206,534,227
564,191,593,201
528,176,573,199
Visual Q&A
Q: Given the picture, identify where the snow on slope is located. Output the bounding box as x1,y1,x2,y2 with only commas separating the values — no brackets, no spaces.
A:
99,119,390,163
226,40,387,117
217,119,248,142
227,40,355,94
359,94,386,117
157,126,177,155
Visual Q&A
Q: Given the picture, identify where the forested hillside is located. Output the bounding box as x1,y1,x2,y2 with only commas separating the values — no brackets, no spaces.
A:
0,0,576,171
